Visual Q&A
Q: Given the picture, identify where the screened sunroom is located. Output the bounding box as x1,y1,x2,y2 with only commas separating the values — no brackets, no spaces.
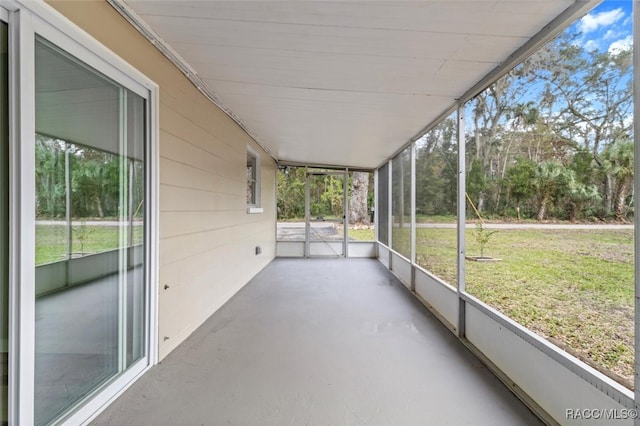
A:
0,0,638,425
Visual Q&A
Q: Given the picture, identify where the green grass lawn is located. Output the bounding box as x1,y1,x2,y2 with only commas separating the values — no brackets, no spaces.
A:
416,214,457,223
415,226,634,387
36,224,144,265
392,227,411,258
348,228,375,241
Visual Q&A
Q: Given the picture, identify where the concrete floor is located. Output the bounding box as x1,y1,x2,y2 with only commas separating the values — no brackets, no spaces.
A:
92,258,543,426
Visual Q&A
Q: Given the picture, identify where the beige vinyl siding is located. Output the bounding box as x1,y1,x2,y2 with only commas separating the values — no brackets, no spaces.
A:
48,0,277,359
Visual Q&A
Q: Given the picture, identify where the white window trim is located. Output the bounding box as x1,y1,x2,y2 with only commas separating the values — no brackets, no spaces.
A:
247,145,262,213
4,1,160,424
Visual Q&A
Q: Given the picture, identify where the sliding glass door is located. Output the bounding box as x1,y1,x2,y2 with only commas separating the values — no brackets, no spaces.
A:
33,37,146,425
0,3,155,424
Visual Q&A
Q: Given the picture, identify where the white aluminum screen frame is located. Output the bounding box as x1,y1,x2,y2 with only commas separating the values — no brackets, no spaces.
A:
373,1,638,419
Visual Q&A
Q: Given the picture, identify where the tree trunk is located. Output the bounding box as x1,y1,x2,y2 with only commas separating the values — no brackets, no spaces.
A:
95,196,104,218
605,174,614,216
537,195,549,221
477,192,485,213
615,180,630,222
349,172,369,224
494,187,502,212
569,202,579,222
474,113,481,161
501,138,513,179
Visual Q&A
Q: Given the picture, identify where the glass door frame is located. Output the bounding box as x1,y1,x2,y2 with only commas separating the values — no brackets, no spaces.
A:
0,8,8,426
5,2,159,424
304,169,348,257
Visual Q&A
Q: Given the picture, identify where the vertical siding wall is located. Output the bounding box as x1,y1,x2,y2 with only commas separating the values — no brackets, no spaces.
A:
49,1,277,359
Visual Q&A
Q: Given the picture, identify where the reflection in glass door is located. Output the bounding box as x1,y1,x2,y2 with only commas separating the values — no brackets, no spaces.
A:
33,38,146,425
307,171,346,257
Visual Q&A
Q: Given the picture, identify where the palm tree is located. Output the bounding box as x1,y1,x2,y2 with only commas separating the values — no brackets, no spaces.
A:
504,157,535,220
532,161,565,221
602,140,634,222
565,170,600,221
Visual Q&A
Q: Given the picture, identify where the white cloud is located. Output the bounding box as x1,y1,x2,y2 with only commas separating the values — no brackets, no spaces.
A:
583,39,600,52
603,29,621,41
579,8,625,34
608,35,633,55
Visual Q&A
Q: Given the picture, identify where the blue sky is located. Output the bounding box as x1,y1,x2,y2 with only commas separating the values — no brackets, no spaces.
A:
573,0,633,54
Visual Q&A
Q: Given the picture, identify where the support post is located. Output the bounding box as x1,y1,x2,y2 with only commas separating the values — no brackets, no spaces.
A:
304,168,310,258
374,169,378,245
343,168,348,258
65,145,71,259
410,141,416,291
387,160,393,269
457,105,466,338
633,2,639,423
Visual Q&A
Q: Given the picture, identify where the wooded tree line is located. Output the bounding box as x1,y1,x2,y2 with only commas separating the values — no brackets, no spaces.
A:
277,167,374,223
36,135,144,219
419,29,633,222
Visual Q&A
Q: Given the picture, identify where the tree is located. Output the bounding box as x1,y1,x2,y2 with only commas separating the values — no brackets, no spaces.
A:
36,136,123,219
564,170,600,222
349,171,370,224
602,140,634,221
466,158,491,220
277,169,372,224
466,64,538,213
35,136,67,218
503,157,536,220
469,84,505,212
532,161,566,221
277,166,306,220
416,117,457,216
320,175,344,218
500,102,539,178
527,31,632,213
457,24,632,223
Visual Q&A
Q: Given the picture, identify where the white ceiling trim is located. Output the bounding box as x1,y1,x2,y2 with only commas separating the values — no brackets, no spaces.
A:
107,0,277,161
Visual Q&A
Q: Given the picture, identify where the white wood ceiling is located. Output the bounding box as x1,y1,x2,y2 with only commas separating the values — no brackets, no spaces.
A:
124,0,583,168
